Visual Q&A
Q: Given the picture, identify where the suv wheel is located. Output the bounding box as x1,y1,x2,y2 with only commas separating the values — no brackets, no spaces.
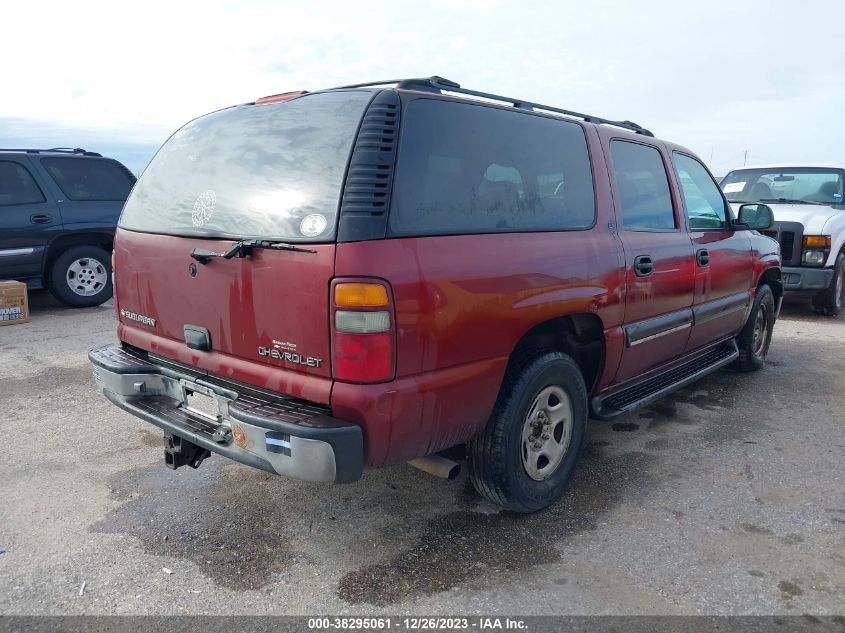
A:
812,252,845,316
733,284,775,372
48,245,113,307
468,351,587,513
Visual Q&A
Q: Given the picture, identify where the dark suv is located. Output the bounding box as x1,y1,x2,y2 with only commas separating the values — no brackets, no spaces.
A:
89,77,781,512
0,148,136,306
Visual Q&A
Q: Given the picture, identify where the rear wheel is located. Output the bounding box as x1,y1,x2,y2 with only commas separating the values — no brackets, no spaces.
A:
48,245,112,307
468,351,587,513
812,252,845,316
733,284,775,372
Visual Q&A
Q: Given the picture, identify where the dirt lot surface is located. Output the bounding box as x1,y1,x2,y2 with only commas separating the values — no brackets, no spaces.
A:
0,292,843,615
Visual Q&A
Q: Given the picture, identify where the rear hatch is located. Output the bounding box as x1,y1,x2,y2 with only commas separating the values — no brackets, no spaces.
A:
114,90,375,401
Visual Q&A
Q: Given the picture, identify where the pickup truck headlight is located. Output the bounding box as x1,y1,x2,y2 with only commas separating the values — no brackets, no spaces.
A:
802,236,830,266
803,250,826,265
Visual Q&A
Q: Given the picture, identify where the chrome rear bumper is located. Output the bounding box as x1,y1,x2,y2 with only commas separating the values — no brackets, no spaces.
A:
89,344,363,483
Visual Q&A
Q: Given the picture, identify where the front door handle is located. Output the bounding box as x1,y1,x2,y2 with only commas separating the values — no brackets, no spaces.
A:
30,214,52,224
634,255,654,277
696,249,710,267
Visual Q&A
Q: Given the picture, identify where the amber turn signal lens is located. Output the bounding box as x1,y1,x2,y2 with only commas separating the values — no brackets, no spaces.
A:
335,283,389,307
803,235,831,248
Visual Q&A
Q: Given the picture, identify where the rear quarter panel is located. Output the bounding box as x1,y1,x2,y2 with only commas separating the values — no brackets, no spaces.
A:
333,124,625,465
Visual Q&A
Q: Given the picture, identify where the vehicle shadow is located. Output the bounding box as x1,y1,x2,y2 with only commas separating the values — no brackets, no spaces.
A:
92,361,769,607
25,289,113,316
778,294,844,323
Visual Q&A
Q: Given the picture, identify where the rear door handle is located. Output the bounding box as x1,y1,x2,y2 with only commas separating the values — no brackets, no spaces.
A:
30,214,52,224
696,249,710,267
634,255,654,277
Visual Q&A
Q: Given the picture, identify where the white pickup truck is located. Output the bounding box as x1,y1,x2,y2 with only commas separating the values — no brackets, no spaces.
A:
721,164,845,315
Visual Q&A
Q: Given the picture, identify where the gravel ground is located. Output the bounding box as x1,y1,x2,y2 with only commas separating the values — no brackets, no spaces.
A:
0,291,842,615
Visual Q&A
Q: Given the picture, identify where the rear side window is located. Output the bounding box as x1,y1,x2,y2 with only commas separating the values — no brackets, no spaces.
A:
610,141,676,230
0,161,46,206
41,158,135,201
389,99,595,236
673,153,728,229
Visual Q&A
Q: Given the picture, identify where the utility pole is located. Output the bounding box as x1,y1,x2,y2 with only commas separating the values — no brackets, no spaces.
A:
743,150,748,166
709,147,714,169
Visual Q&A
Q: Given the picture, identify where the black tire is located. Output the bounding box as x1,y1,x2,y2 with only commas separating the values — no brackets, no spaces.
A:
733,284,775,372
468,351,588,513
48,245,112,307
811,252,845,317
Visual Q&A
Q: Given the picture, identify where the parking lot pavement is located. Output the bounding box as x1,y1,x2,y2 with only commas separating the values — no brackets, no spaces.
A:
0,291,843,616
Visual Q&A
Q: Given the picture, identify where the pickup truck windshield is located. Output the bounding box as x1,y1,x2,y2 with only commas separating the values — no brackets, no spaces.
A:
721,168,844,205
119,90,373,241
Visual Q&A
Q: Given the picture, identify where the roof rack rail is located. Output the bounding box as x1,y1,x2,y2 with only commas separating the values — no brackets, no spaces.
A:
329,76,653,137
0,147,102,157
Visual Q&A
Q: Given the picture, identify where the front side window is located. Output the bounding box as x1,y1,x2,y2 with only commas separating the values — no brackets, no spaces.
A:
41,158,135,201
389,99,595,236
0,161,46,206
673,153,728,229
610,141,676,230
721,168,844,205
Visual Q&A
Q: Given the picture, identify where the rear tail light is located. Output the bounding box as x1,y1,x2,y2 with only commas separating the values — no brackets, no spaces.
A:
335,310,390,333
331,281,395,383
334,283,389,307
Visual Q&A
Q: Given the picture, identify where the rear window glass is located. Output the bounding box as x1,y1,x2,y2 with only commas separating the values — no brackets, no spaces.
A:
389,99,595,236
41,158,135,201
119,91,373,241
0,161,45,206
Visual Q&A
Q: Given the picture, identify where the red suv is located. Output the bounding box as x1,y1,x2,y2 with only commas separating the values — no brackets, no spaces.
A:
90,77,781,512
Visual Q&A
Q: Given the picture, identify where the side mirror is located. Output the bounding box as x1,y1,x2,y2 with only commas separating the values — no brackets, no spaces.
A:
735,203,774,231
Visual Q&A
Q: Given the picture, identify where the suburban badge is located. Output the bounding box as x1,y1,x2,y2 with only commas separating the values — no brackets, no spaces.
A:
120,309,156,327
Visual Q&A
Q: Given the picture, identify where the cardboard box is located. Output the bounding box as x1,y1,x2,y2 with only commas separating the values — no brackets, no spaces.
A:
0,280,30,326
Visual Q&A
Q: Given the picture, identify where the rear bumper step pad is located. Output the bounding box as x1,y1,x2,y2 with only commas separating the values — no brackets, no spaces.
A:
89,344,363,483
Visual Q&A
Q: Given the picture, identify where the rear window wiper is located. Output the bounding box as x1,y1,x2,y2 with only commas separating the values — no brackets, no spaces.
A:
190,239,316,264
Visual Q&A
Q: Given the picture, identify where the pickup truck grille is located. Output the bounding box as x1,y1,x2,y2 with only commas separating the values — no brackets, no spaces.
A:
761,221,803,266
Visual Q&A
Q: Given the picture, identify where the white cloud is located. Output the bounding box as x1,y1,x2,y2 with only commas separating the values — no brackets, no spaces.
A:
1,0,843,171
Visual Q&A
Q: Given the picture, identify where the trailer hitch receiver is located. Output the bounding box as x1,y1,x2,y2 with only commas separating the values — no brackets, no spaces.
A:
164,433,211,469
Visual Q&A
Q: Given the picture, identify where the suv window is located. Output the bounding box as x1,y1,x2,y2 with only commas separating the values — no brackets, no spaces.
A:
673,153,728,229
389,99,595,236
610,141,676,230
0,161,46,206
120,91,372,241
41,158,134,202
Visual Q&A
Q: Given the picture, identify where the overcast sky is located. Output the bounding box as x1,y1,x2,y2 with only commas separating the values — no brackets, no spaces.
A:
1,0,843,175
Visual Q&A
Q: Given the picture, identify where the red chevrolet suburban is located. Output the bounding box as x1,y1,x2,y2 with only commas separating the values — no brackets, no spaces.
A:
90,77,781,512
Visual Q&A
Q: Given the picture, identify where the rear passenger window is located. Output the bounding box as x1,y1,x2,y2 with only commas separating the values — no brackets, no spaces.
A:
610,141,676,230
41,157,135,202
0,161,46,206
389,99,595,236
